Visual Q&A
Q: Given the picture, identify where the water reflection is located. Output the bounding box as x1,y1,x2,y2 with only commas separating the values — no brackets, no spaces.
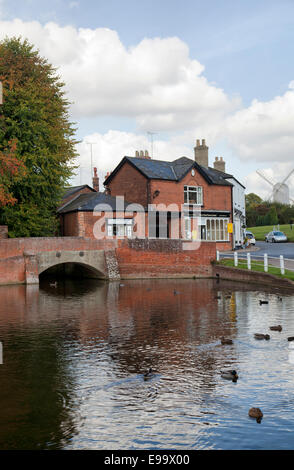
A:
0,279,294,449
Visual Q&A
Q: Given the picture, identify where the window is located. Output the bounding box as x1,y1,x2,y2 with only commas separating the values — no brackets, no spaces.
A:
184,216,230,241
184,186,203,205
107,218,133,238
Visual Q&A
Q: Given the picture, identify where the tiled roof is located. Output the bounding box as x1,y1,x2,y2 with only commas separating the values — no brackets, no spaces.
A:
62,185,96,200
58,192,142,214
104,156,233,186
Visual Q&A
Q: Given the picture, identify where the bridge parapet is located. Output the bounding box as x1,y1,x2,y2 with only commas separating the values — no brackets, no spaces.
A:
0,237,118,285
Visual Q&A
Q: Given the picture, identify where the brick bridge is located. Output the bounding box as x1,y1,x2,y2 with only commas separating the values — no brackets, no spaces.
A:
0,237,120,285
0,236,217,285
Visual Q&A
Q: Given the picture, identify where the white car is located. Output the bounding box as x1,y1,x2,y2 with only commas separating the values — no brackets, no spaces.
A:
265,231,287,243
245,231,256,245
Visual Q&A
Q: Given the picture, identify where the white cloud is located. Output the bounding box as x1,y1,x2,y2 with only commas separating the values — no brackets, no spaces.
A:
73,130,192,188
0,19,240,131
0,17,294,188
224,83,294,163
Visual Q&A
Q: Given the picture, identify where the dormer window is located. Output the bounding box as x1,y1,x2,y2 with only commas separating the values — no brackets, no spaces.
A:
184,185,203,205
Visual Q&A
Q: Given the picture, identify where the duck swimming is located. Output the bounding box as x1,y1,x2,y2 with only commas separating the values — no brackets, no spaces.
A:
259,300,269,305
221,370,238,381
254,333,270,340
221,337,233,345
270,325,282,332
248,407,263,423
143,368,155,380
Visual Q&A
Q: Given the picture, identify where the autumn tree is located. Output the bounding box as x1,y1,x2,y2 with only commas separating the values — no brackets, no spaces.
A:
0,138,25,206
0,37,77,237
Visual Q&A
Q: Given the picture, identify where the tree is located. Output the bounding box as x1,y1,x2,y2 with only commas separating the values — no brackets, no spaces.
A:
0,138,25,206
245,193,262,207
263,206,279,226
0,37,77,237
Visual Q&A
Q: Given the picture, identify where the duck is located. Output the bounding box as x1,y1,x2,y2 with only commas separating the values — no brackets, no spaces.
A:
270,325,282,332
277,296,283,301
248,407,263,423
259,300,269,305
288,336,294,342
143,368,155,380
254,333,270,340
221,370,238,381
221,337,233,345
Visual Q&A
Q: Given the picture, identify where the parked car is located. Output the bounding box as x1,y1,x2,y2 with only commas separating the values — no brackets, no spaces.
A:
265,231,288,243
245,231,256,246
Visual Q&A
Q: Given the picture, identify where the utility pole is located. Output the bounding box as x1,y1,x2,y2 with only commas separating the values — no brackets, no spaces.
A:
147,131,157,159
85,142,97,183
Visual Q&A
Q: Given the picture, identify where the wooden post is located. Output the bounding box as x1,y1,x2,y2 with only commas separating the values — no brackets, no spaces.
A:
247,253,251,270
264,253,268,272
280,255,285,275
234,251,238,267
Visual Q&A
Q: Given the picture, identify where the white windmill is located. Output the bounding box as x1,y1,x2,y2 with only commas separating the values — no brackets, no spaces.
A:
256,168,294,205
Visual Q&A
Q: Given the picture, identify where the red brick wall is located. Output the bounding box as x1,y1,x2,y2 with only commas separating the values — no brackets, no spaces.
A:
116,239,215,279
0,237,117,285
150,173,232,211
107,161,148,207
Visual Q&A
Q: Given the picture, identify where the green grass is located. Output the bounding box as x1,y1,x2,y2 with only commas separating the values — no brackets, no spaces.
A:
247,224,294,242
220,258,294,282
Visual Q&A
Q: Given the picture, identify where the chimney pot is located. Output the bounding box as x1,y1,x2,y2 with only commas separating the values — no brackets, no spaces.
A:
213,156,226,172
135,150,139,157
194,138,209,167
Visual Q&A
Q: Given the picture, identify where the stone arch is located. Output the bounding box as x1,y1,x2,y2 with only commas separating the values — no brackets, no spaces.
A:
37,250,107,280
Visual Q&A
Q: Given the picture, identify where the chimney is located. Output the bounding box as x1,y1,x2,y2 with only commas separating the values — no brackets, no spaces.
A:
213,156,226,173
135,150,151,159
92,167,99,191
194,138,208,167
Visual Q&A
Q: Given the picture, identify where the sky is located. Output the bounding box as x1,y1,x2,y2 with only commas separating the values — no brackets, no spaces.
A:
0,0,294,199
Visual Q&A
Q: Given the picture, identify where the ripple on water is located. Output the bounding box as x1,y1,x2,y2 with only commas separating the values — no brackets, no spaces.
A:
0,279,294,449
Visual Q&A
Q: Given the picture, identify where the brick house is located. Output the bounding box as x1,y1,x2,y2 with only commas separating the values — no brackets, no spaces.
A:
58,139,240,251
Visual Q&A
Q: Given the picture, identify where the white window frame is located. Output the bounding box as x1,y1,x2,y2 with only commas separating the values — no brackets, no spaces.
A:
184,216,230,241
107,218,133,238
184,185,203,206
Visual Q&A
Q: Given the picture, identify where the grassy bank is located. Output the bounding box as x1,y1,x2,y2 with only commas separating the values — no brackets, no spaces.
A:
247,224,294,242
219,258,294,282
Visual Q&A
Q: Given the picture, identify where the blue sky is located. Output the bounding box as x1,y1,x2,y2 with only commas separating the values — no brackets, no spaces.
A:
1,0,294,196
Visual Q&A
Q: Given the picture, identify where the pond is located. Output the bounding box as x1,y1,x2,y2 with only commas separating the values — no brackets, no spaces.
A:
0,278,294,450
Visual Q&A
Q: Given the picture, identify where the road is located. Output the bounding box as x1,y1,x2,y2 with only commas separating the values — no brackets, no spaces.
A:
253,241,294,260
220,241,294,270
